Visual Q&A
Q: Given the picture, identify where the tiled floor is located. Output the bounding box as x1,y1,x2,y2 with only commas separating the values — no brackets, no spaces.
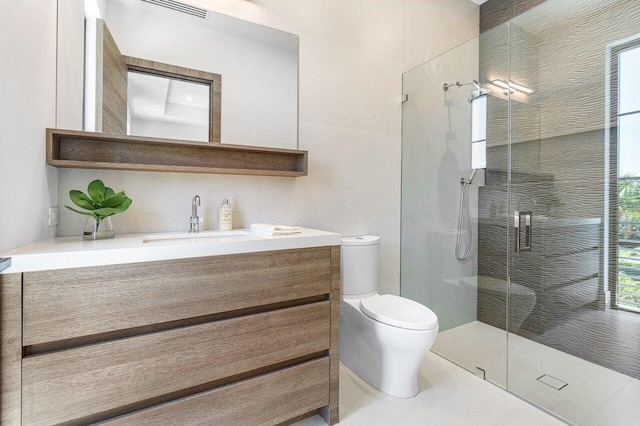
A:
294,351,564,426
435,321,640,425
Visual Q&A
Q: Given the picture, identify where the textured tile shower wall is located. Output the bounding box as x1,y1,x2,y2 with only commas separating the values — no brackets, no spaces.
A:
480,0,548,33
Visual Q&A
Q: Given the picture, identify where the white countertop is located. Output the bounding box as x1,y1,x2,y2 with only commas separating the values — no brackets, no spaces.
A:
1,228,341,274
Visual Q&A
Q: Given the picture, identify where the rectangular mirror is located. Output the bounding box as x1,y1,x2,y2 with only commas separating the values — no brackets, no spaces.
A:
57,0,298,149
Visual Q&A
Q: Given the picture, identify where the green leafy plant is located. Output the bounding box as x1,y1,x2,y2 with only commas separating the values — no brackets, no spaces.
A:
65,180,132,225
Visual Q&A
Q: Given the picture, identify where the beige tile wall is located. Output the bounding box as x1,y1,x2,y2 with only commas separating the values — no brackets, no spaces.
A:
57,0,479,295
0,0,57,254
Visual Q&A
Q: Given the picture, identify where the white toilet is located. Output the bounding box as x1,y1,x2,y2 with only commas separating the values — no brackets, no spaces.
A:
339,235,439,398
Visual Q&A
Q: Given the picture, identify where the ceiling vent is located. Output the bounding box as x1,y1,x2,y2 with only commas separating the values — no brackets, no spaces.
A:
141,0,209,19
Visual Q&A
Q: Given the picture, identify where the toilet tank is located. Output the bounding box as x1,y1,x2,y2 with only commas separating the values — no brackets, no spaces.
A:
341,236,381,295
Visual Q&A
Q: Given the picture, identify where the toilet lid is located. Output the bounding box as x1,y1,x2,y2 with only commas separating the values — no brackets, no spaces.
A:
360,294,438,331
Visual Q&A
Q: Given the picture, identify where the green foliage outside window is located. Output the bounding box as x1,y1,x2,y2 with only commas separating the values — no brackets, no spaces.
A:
618,179,640,309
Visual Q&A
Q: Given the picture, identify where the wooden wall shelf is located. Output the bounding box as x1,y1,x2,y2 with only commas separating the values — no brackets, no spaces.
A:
46,129,308,177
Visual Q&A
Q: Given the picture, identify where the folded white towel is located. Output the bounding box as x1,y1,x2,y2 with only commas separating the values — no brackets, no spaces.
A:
251,223,302,236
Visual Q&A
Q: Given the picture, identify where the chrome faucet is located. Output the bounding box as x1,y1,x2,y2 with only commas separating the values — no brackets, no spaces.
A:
190,195,201,233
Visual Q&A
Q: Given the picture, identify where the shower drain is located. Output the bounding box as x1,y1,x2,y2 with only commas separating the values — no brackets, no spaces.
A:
537,374,568,390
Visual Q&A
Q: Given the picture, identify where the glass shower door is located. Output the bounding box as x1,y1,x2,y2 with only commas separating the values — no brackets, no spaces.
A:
400,23,511,389
505,0,640,424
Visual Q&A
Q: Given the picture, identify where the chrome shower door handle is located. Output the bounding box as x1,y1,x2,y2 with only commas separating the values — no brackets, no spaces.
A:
523,211,532,252
514,210,520,253
514,211,532,253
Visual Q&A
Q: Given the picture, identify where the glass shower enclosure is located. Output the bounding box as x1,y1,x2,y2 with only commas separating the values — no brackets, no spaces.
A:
401,0,640,424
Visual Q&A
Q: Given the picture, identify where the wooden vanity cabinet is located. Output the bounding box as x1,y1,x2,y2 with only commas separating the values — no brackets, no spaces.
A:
0,246,340,426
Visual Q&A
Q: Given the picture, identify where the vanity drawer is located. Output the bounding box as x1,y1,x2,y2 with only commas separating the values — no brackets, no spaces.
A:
23,247,331,346
22,301,330,426
102,358,330,426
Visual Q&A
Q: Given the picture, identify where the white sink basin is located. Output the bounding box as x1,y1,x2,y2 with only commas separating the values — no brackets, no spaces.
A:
2,227,342,274
143,230,254,244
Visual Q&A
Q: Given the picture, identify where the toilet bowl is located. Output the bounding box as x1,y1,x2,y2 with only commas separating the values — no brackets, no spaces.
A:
339,236,439,398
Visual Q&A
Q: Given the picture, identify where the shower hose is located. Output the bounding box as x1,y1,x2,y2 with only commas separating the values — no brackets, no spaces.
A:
455,178,473,260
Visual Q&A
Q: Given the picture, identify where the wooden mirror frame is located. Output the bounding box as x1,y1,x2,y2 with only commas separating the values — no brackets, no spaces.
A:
123,56,222,143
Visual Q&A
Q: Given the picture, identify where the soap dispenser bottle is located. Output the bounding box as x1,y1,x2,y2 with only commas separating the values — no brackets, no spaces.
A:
219,199,233,230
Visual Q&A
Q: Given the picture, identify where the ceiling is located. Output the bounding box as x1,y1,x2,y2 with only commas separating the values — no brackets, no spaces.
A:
112,0,297,51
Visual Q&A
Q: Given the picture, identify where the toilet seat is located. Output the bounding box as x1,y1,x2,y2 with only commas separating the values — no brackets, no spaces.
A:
360,294,438,331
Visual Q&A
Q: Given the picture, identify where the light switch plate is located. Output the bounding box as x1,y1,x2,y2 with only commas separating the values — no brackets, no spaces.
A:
48,207,59,226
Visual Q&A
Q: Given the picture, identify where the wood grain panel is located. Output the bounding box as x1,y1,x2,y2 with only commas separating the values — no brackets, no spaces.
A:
58,137,299,170
0,273,21,425
98,20,127,134
23,247,330,346
101,358,329,426
22,302,330,425
124,56,220,84
46,128,308,177
329,246,341,349
319,246,340,425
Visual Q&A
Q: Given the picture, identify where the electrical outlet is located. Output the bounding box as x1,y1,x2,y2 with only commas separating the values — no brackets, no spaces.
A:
48,207,59,226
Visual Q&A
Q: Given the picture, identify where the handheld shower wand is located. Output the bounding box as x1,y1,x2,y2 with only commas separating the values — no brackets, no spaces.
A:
455,169,478,260
462,169,478,185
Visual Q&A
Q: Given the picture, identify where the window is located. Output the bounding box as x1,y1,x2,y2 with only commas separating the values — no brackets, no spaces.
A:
615,43,640,311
